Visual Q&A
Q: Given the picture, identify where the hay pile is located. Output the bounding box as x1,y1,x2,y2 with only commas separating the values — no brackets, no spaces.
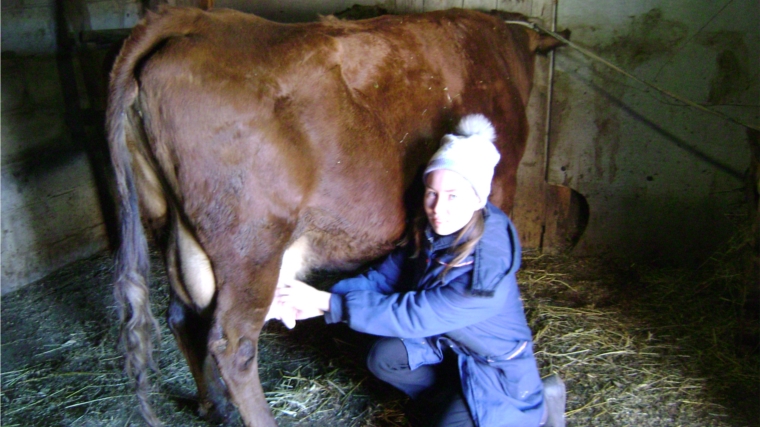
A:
2,234,757,426
521,251,757,426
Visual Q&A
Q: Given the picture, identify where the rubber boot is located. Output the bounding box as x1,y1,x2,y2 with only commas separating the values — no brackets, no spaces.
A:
541,374,566,427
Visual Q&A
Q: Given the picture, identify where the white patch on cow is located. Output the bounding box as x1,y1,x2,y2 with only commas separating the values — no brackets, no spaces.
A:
278,236,310,284
177,217,216,310
134,151,167,219
166,235,193,307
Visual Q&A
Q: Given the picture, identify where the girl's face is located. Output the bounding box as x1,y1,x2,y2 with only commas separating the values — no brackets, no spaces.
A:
424,169,481,236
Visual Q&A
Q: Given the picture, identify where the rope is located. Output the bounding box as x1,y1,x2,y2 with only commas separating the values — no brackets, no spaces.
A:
504,20,760,132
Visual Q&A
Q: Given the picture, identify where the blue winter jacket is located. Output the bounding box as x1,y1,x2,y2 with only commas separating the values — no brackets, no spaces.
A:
325,203,545,427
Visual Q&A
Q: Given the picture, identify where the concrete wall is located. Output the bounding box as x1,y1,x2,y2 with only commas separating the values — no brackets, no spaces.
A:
550,0,758,262
0,0,140,294
1,54,108,294
1,0,141,54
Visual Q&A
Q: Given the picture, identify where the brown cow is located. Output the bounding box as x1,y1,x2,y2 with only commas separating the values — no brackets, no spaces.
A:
107,6,563,426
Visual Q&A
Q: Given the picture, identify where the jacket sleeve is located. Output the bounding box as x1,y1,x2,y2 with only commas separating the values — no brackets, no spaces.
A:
329,247,408,296
325,270,513,338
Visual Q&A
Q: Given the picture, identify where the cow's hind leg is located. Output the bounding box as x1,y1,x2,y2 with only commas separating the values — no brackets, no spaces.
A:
207,251,284,427
167,294,237,424
165,215,236,423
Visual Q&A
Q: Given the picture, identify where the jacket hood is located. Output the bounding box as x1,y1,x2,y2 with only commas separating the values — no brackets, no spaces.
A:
470,202,521,297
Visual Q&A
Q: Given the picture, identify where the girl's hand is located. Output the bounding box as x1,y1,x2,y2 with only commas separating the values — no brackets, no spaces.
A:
264,293,298,329
277,279,332,320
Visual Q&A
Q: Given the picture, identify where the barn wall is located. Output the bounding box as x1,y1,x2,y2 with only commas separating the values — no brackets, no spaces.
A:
1,0,141,54
550,0,758,263
0,0,142,294
1,54,108,294
6,0,753,292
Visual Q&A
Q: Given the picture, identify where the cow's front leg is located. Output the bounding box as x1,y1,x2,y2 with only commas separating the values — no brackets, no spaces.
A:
208,255,281,427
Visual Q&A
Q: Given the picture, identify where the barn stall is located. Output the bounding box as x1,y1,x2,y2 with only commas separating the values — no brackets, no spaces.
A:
1,0,757,426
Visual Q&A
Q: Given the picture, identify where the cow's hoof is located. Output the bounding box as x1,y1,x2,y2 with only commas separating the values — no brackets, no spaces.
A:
199,355,237,426
199,399,239,426
542,374,566,427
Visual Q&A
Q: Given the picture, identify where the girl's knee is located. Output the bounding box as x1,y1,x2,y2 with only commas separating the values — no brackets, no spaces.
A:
367,338,408,379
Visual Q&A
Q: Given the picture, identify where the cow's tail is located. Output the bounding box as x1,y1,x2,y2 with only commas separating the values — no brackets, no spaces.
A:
106,11,182,427
108,94,161,427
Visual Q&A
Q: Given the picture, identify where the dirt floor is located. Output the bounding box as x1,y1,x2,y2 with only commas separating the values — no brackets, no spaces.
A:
2,247,758,427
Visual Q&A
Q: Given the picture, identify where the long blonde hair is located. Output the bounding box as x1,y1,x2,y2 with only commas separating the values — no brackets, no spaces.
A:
412,208,486,280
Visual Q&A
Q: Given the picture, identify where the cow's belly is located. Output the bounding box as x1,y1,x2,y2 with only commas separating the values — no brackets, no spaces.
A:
278,209,405,283
279,236,311,283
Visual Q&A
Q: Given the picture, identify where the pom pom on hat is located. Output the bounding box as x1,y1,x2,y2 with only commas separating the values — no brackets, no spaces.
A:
424,114,501,208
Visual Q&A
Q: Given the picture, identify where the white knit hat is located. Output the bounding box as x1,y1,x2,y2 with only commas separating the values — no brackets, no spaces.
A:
424,114,501,208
